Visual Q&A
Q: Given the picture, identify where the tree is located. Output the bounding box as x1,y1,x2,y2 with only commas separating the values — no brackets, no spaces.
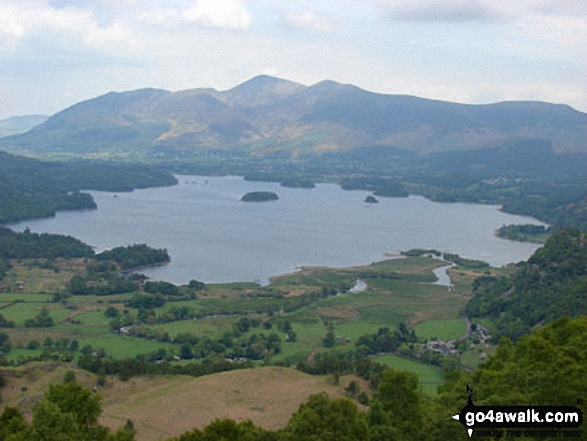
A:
24,307,54,328
345,380,359,398
63,371,76,384
371,369,426,440
0,382,136,440
282,393,369,441
323,331,335,348
105,306,120,318
188,280,205,291
180,343,194,360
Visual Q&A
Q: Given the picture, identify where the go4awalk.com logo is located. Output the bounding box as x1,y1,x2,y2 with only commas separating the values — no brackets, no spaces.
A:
452,387,583,438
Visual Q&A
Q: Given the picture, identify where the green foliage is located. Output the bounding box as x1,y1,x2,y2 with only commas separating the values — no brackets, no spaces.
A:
105,306,120,318
355,324,416,354
241,191,279,202
97,244,170,270
0,406,28,439
174,419,271,441
0,227,94,259
323,331,335,348
126,294,165,309
466,229,587,339
439,316,587,408
281,393,369,441
69,274,138,296
23,307,54,328
144,281,179,296
341,177,408,197
0,150,177,224
400,249,441,257
188,279,205,291
0,382,135,440
0,257,12,281
442,253,489,269
496,224,551,243
63,370,76,383
0,313,15,328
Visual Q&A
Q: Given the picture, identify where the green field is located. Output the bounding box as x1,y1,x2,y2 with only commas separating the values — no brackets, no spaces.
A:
413,319,466,341
77,335,174,359
150,316,239,339
0,302,71,327
0,255,491,392
374,354,445,395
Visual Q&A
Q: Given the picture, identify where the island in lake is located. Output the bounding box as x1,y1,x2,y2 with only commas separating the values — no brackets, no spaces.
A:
365,195,379,203
241,191,279,202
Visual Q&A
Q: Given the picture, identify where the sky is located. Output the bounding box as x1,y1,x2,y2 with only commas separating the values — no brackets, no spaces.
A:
0,0,586,119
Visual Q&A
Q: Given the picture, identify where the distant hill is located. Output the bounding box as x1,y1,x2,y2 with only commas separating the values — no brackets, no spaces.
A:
0,150,177,224
1,75,587,159
0,114,48,137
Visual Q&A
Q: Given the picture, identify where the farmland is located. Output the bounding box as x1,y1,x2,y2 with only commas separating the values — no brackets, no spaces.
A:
0,253,503,402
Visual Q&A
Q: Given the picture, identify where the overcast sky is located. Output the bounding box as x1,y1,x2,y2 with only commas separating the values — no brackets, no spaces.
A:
1,0,585,119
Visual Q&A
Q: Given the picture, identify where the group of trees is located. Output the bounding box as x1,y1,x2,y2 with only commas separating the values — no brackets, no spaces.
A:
355,323,417,355
0,150,176,224
68,244,172,296
0,382,135,440
0,227,94,260
96,244,170,271
23,307,54,328
466,228,587,339
496,224,551,243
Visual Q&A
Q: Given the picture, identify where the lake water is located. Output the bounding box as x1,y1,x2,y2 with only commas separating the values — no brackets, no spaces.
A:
10,175,545,284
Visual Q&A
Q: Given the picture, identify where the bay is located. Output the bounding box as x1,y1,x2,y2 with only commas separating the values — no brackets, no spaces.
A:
10,175,545,284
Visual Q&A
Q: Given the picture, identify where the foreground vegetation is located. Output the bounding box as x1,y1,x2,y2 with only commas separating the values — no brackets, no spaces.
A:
0,316,584,440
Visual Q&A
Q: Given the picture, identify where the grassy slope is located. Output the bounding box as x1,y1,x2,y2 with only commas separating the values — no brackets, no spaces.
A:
0,363,355,441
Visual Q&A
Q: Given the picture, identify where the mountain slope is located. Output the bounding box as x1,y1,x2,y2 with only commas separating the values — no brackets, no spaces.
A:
2,76,586,158
0,114,48,137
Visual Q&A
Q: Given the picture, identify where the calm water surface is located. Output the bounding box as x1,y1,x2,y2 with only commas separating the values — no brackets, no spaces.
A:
11,175,545,284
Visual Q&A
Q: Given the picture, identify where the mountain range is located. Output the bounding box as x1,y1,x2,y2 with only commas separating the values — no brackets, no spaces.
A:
2,75,586,159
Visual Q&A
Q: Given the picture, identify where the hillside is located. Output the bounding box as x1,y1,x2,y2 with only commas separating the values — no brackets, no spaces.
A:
0,364,352,441
2,76,587,159
0,115,48,137
466,228,587,339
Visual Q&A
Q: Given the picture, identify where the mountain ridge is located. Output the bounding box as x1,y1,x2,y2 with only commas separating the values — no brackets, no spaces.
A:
2,75,586,158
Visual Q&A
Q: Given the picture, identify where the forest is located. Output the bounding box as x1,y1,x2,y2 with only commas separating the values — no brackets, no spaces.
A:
0,151,176,224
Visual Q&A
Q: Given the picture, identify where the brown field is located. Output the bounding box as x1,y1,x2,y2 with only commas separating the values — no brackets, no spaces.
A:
99,367,352,440
0,363,356,441
0,259,86,294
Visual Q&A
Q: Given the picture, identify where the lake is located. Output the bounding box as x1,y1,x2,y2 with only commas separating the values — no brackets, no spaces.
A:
10,175,545,284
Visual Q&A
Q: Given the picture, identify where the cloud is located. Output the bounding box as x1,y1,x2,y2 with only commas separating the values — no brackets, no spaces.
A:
138,9,179,25
0,1,134,53
281,11,336,33
371,0,500,22
181,0,251,31
370,0,587,23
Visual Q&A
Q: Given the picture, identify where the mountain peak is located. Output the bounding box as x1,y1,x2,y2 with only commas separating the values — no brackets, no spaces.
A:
223,75,305,107
230,75,303,90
